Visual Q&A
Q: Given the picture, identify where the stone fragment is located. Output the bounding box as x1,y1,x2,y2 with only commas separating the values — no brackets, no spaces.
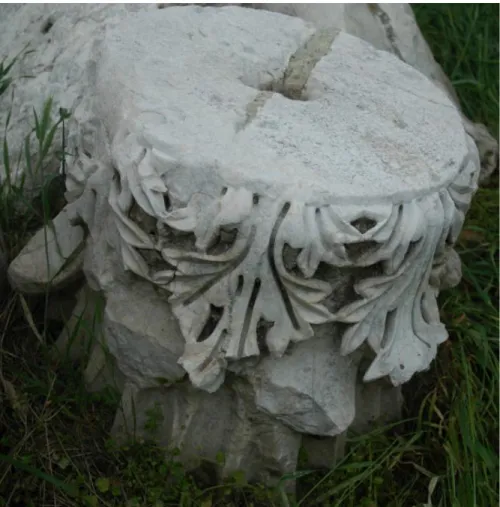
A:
74,8,480,484
7,202,85,293
112,379,301,485
463,119,498,183
430,247,463,291
252,333,359,437
102,280,186,389
90,7,478,393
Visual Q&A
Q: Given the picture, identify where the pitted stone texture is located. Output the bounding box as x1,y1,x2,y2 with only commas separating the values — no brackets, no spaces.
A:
249,3,497,182
431,247,463,291
8,202,84,293
77,170,127,294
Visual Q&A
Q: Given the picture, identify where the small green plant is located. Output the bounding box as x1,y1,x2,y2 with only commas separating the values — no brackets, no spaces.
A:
0,45,34,99
144,402,165,434
1,98,70,258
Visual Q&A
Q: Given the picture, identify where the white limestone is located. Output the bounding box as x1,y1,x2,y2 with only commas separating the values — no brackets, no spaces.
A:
94,11,465,204
0,4,158,188
89,8,478,392
7,201,85,293
252,335,359,437
6,5,482,483
103,280,186,388
0,3,496,186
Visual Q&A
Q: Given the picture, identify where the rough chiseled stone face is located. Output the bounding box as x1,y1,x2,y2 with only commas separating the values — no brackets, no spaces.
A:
6,5,481,483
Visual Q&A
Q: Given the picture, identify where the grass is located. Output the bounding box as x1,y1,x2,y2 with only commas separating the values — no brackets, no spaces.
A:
413,3,499,139
0,4,498,507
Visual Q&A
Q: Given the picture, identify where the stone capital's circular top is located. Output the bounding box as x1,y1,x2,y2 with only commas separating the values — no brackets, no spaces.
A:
95,6,468,205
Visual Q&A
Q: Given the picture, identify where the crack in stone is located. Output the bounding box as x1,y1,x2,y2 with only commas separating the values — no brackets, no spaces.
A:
368,4,404,61
238,27,339,132
237,91,274,132
279,28,340,100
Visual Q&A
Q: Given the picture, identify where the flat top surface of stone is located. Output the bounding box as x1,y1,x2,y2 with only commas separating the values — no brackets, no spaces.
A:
97,6,468,204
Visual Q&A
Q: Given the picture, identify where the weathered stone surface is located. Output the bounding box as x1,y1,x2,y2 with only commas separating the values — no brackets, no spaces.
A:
252,333,359,436
249,3,497,182
95,13,465,203
430,247,463,291
88,7,478,393
463,119,498,183
64,155,126,294
103,280,186,389
1,3,494,187
0,4,158,190
8,202,85,293
112,379,301,485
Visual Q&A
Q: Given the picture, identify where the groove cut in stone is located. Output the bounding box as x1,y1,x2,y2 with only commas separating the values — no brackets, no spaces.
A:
350,217,378,233
197,305,224,343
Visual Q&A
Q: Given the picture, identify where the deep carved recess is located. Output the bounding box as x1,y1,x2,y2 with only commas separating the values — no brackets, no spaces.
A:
103,128,479,393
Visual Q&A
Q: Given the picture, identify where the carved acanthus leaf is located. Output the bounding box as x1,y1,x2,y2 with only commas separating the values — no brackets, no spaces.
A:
331,151,479,384
161,193,335,392
106,132,479,392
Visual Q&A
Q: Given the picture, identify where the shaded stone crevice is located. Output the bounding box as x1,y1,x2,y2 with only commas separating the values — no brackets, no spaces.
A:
239,27,339,131
263,28,340,101
367,4,404,61
237,90,274,132
277,28,340,100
